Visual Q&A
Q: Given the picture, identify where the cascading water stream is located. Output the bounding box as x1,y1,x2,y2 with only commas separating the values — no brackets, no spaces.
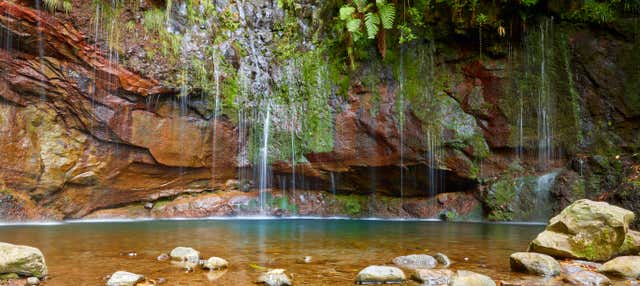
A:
258,101,272,214
532,170,559,221
211,57,221,183
537,20,554,170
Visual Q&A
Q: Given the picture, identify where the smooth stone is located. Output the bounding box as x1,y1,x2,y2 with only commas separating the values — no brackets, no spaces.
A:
498,279,563,286
450,270,496,286
598,256,640,278
434,253,451,268
27,277,40,285
411,269,453,285
169,247,199,262
256,269,292,286
156,253,169,261
206,268,228,281
356,265,405,284
106,271,144,286
202,257,229,270
563,270,611,286
392,254,437,270
529,200,635,261
0,242,48,278
510,252,561,276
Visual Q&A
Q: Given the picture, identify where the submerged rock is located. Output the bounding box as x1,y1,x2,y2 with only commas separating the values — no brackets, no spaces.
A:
106,271,144,286
26,277,40,285
597,256,640,278
510,252,561,276
256,269,292,286
411,269,453,285
434,253,451,268
563,270,611,286
169,247,199,262
450,270,496,286
0,242,47,278
392,254,437,270
356,265,405,284
202,257,228,270
156,253,169,261
528,199,635,261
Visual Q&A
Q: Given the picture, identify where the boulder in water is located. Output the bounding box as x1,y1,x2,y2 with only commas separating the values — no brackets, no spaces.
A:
169,247,199,262
563,270,611,286
0,242,47,278
598,256,640,278
528,199,635,261
392,254,437,270
202,257,228,270
411,269,454,285
510,252,561,276
106,271,144,286
356,265,405,284
434,253,451,268
450,270,496,286
256,269,292,286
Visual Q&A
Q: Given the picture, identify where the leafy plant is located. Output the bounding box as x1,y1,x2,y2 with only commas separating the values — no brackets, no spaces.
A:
43,0,72,14
339,0,396,66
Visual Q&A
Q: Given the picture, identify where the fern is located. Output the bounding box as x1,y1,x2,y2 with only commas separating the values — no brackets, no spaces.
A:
377,3,395,29
339,6,356,20
62,0,72,14
364,12,380,39
43,0,62,12
353,0,368,12
346,19,362,33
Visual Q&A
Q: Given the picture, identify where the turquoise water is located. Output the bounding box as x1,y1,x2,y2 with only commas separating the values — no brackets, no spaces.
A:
0,219,544,285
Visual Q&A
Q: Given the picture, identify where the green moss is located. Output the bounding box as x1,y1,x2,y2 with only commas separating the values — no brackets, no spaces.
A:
0,273,19,280
335,194,364,216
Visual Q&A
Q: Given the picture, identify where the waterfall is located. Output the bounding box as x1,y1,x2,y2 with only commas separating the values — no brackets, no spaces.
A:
330,172,336,197
537,20,554,169
258,101,272,214
532,170,559,221
211,61,221,183
398,46,406,202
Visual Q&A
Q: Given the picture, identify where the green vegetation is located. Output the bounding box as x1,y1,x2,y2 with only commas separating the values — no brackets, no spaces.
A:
43,0,72,14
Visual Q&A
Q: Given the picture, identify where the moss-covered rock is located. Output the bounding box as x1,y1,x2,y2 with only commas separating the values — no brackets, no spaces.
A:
529,199,636,261
0,242,47,278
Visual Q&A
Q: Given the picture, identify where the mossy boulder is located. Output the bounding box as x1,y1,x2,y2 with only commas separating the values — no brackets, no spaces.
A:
0,242,47,278
529,199,636,261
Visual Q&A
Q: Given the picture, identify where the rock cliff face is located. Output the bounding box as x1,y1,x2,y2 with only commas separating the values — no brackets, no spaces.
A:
0,1,637,221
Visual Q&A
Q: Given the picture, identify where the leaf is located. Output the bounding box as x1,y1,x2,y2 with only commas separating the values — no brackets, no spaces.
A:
364,12,380,39
339,6,356,20
375,0,386,6
378,3,395,29
346,18,362,33
353,0,368,12
249,264,268,271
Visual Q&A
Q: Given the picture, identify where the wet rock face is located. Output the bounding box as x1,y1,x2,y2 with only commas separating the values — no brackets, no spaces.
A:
0,0,638,222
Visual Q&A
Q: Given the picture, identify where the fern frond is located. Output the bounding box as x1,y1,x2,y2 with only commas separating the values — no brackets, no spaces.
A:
353,0,368,12
339,6,356,20
378,3,395,29
346,18,362,33
364,12,380,39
